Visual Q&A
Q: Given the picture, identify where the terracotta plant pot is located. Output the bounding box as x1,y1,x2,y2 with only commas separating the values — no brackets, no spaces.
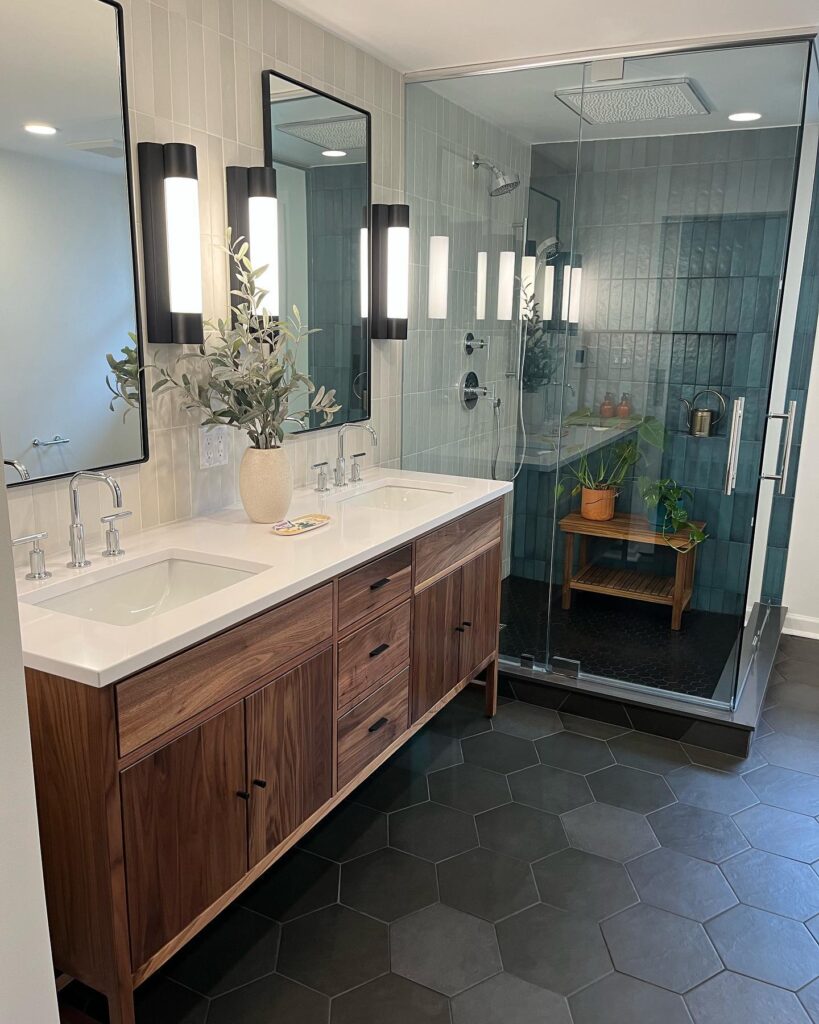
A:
581,486,616,521
239,446,293,523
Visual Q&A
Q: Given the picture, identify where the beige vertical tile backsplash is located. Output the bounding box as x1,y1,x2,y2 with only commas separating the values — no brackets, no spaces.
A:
8,0,405,568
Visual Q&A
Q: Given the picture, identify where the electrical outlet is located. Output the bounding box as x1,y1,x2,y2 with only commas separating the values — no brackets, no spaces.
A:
199,425,230,469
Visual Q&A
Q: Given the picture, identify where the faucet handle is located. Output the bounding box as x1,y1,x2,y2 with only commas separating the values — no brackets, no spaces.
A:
350,452,366,483
100,510,131,557
311,461,330,493
13,532,51,581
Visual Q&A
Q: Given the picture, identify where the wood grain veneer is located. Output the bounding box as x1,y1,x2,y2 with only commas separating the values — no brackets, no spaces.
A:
411,570,462,722
337,545,412,632
414,500,502,589
337,600,410,712
459,544,502,682
337,669,410,788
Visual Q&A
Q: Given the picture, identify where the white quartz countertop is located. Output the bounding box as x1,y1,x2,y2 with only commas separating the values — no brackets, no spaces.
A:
16,469,511,687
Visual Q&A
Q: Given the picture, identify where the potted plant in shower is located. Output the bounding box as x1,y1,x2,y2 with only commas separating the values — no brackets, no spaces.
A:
555,440,641,521
638,477,707,552
119,234,341,523
520,285,558,433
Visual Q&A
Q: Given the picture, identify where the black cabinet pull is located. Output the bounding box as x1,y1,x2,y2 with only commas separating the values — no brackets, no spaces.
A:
369,642,390,658
252,779,267,789
236,790,250,800
370,577,391,591
368,716,389,733
462,621,472,627
455,626,465,633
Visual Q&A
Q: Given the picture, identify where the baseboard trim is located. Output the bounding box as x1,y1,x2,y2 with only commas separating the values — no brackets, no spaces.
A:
784,613,819,641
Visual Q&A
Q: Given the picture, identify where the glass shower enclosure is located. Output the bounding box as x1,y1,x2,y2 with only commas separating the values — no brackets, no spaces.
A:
404,37,819,713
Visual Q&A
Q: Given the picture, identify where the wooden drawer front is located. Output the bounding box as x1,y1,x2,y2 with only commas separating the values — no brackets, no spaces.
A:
415,501,502,588
337,545,412,632
338,601,411,712
337,669,409,788
116,584,333,757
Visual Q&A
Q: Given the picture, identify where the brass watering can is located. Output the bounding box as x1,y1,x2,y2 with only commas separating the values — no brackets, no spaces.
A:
681,389,726,438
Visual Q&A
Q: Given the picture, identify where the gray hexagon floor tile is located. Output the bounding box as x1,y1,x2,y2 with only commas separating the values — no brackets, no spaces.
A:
462,731,539,773
451,972,572,1024
496,903,612,995
721,848,819,920
390,801,478,862
588,764,675,814
134,976,208,1024
164,905,280,997
756,733,819,777
705,905,819,990
427,762,511,814
799,976,819,1023
477,802,567,862
427,698,493,740
766,677,819,712
508,763,593,814
277,905,388,995
648,803,749,863
626,848,737,921
765,705,819,743
666,766,757,815
744,764,819,817
686,971,811,1024
299,802,388,863
562,802,658,862
240,848,338,922
391,904,501,996
491,701,562,740
608,732,690,774
533,847,637,920
438,847,538,922
570,972,694,1024
393,728,464,774
535,731,615,774
207,974,328,1024
733,804,819,863
602,904,721,993
340,848,437,922
331,973,451,1024
354,762,430,812
559,713,632,740
682,744,767,775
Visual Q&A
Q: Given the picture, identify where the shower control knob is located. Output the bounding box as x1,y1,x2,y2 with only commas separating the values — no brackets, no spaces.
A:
464,332,486,355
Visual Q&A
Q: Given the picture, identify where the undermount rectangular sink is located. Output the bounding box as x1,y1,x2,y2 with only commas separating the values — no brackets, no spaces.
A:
29,555,263,627
339,484,454,512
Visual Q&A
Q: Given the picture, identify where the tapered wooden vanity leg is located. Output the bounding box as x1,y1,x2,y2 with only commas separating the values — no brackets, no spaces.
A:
106,988,136,1024
484,655,499,717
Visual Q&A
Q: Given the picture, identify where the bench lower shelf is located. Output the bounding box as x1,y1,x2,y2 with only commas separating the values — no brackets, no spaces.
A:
570,563,689,607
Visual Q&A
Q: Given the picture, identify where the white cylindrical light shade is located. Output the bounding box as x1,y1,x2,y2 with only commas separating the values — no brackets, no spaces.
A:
163,176,203,314
387,225,410,320
539,264,555,320
428,235,449,319
497,250,515,321
360,227,368,319
561,266,582,323
248,194,279,315
476,251,487,320
519,254,536,317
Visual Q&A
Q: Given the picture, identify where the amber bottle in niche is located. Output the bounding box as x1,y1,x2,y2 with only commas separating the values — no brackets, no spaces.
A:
617,393,633,418
599,393,616,418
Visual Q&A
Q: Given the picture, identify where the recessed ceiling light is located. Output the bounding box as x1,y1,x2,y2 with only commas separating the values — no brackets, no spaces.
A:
24,123,58,136
322,149,347,158
729,112,762,122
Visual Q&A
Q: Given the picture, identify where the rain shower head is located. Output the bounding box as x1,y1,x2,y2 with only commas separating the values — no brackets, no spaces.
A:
537,236,561,263
472,155,520,196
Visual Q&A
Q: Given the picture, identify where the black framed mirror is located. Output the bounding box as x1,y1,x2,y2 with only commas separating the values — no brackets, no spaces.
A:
0,0,147,487
262,69,371,435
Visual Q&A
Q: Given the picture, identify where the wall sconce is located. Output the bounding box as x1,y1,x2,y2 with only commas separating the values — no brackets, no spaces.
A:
497,250,516,322
428,235,449,320
137,142,203,345
226,166,279,317
371,203,409,340
476,251,487,321
561,257,583,325
519,240,536,318
360,209,369,321
539,263,555,321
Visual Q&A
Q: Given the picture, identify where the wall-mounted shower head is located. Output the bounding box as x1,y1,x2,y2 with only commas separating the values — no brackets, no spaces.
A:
472,154,520,196
537,236,561,263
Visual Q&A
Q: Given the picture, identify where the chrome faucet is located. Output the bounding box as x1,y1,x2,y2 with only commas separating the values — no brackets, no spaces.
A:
3,458,30,481
68,471,123,568
334,423,378,488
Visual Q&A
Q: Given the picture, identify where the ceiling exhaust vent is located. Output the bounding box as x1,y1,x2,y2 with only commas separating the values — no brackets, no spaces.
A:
276,115,366,151
66,138,125,159
555,77,709,125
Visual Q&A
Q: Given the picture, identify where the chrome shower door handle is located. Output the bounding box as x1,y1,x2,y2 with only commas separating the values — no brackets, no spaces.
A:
760,400,798,496
724,397,745,496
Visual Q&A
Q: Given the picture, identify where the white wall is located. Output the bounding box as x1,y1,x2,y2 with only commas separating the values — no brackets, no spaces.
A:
0,435,60,1024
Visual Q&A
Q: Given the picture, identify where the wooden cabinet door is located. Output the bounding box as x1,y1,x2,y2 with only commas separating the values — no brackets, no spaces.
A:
411,570,462,722
246,649,333,867
459,545,502,681
121,702,247,969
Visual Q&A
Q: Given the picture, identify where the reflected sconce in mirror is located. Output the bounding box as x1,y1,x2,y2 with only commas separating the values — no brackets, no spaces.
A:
519,240,536,318
371,203,409,339
497,250,516,322
560,256,582,325
360,213,369,321
137,142,204,344
476,251,487,321
428,235,449,320
226,166,279,317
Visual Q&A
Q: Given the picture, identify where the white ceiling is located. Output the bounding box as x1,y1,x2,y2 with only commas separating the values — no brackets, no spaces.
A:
275,0,818,75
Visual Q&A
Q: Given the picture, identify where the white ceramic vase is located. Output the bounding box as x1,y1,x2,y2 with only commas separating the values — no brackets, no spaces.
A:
239,446,293,523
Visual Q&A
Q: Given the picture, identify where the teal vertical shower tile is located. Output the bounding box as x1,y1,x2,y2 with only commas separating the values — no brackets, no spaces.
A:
678,219,694,277
684,279,701,331
698,277,715,333
730,218,749,277
725,277,744,332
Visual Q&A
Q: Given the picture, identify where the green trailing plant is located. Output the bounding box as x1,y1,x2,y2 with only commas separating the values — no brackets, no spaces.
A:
105,336,141,418
556,439,642,500
111,233,342,448
520,284,558,392
638,476,707,551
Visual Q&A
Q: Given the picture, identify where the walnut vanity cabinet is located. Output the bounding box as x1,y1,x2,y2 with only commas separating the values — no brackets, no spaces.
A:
24,497,503,1024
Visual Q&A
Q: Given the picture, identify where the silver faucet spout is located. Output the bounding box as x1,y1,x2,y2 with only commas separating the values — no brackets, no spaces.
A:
3,458,30,481
67,471,123,568
335,423,378,488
